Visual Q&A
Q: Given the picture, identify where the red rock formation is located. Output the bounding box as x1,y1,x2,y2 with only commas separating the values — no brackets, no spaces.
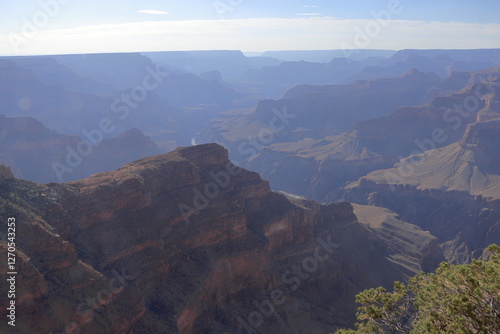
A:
0,145,437,333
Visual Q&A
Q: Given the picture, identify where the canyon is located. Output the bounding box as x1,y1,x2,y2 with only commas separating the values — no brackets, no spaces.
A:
1,48,499,333
0,144,442,333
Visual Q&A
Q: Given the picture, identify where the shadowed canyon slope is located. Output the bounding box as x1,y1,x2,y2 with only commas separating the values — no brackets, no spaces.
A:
201,69,442,147
1,48,500,334
193,67,500,266
349,49,500,82
0,144,440,333
343,117,500,263
211,67,500,203
0,56,247,150
0,114,161,183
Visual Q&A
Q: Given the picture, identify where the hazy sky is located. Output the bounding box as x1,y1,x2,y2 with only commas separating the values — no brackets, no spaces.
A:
1,0,499,55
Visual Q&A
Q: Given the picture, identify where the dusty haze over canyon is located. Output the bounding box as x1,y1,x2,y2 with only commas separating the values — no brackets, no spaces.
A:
1,2,500,333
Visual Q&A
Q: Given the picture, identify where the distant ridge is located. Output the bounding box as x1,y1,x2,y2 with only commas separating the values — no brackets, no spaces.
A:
261,49,396,62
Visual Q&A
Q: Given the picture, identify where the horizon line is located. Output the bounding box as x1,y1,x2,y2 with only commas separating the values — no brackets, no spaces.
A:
2,47,500,58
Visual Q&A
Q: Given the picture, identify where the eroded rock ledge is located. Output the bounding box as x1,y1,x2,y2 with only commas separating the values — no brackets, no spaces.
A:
0,144,438,333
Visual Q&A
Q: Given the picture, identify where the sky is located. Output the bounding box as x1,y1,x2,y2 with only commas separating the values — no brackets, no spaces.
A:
0,0,499,55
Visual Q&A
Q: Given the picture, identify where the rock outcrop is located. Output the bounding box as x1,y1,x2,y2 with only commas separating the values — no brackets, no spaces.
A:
0,165,13,181
352,204,444,273
343,118,500,263
0,144,437,333
199,67,500,205
201,69,442,148
242,131,396,200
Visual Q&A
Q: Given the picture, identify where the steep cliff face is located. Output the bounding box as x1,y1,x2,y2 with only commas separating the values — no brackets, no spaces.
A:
352,204,444,273
243,131,396,201
198,68,500,205
201,69,442,147
0,144,436,333
354,68,500,159
343,119,500,263
0,173,145,334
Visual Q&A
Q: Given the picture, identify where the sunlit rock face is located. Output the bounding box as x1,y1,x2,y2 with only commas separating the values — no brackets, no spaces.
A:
0,144,436,333
344,116,500,263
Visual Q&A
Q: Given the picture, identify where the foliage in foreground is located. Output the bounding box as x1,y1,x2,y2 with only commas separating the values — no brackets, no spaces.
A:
334,244,500,334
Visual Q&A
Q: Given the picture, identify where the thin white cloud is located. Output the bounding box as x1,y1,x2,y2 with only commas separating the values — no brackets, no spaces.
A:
297,13,321,16
137,10,169,15
1,18,499,55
